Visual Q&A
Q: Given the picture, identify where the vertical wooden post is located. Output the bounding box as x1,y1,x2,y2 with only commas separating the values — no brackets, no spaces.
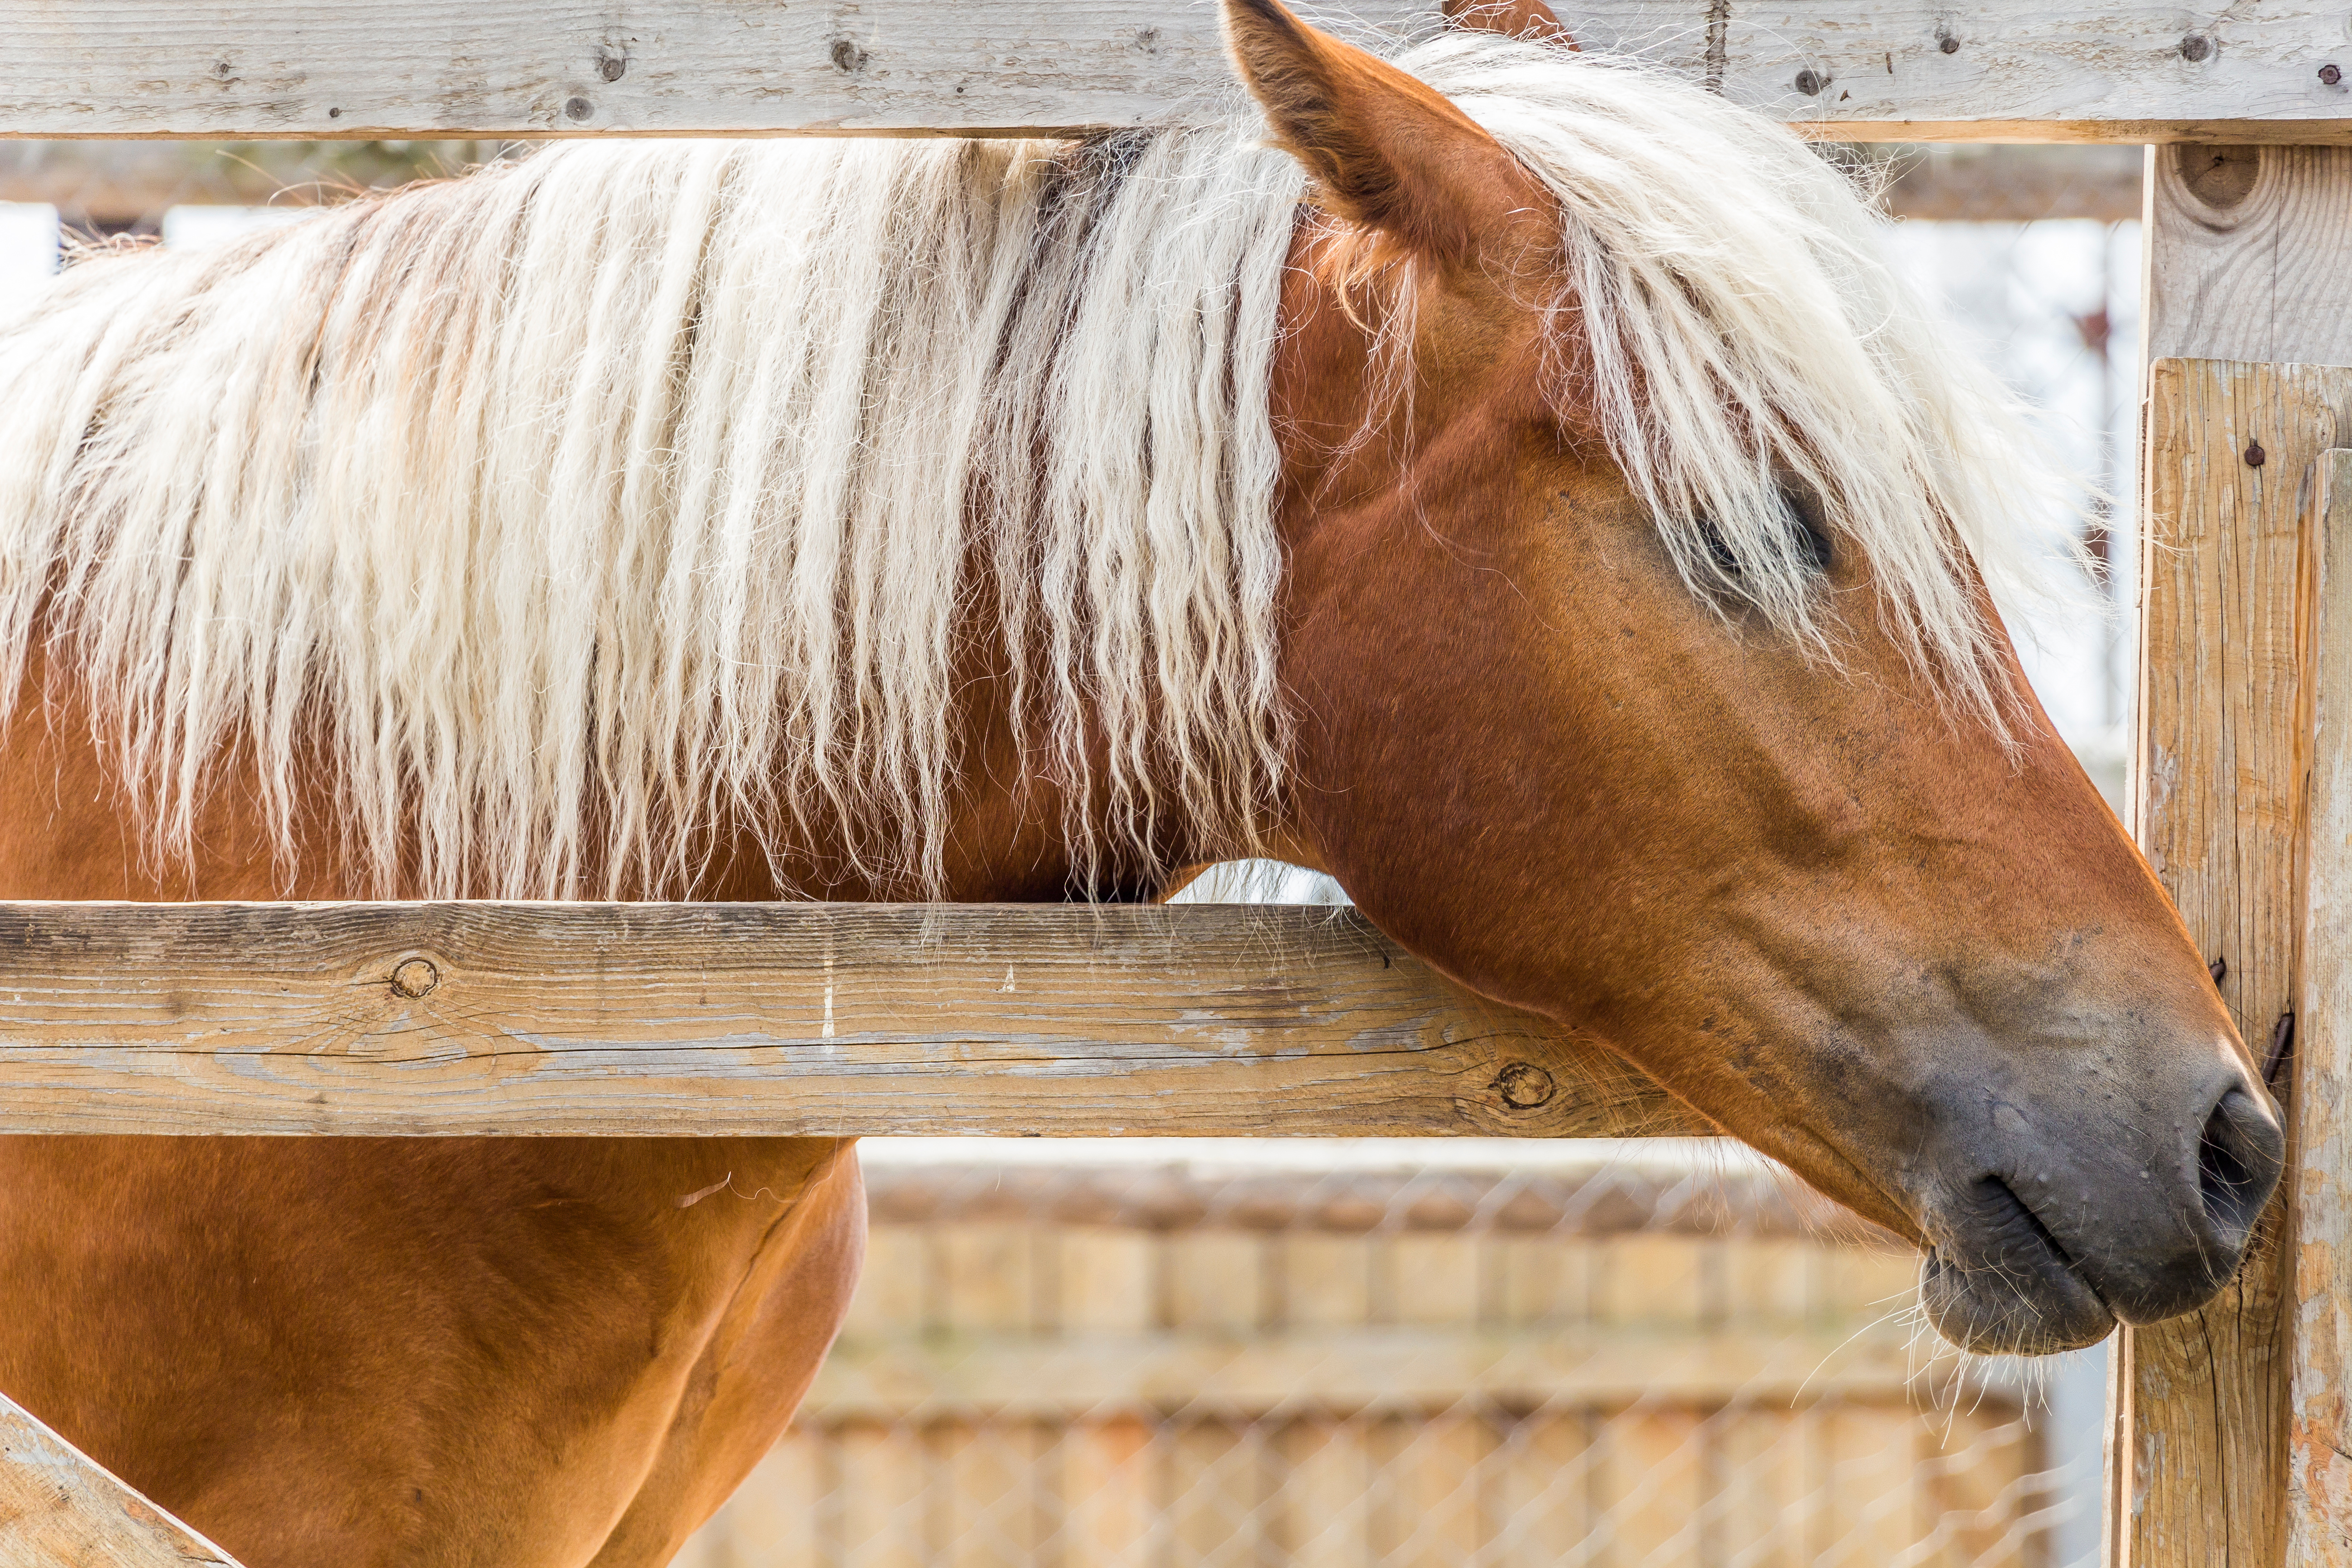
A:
2120,142,2352,1568
2293,449,2352,1564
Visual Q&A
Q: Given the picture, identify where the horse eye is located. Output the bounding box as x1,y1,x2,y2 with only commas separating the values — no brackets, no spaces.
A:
1692,489,1833,579
1779,486,1834,573
1696,514,1742,577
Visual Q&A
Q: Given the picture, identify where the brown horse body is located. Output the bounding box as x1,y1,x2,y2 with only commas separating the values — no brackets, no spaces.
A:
0,2,2281,1561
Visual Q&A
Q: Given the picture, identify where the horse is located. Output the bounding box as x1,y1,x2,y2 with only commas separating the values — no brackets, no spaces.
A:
0,0,2280,1561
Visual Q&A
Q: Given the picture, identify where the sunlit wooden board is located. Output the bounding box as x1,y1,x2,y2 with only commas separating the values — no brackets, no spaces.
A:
0,902,1699,1138
8,0,2352,142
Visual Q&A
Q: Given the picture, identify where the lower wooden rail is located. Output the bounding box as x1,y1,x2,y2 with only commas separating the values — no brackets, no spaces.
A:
0,902,1695,1139
0,1392,241,1566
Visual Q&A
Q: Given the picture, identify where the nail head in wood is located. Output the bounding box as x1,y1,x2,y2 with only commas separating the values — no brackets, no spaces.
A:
2247,439,2268,466
2325,63,2345,85
2181,33,2213,62
390,958,440,1000
1793,67,1828,95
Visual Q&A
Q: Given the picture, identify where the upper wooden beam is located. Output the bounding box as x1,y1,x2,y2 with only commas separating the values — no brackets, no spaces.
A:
0,902,1698,1139
6,0,2352,145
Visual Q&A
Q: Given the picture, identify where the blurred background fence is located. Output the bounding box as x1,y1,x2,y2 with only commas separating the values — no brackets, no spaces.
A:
0,138,2143,1567
673,1142,2053,1568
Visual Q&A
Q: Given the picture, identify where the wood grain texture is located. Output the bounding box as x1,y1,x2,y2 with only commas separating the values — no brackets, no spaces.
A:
0,1390,244,1566
0,140,2146,227
0,901,1699,1138
2146,147,2352,366
2113,359,2352,1568
2289,448,2352,1568
14,0,2352,142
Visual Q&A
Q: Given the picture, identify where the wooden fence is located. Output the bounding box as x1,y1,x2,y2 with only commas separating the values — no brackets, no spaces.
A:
674,1152,2043,1568
5,3,2352,1565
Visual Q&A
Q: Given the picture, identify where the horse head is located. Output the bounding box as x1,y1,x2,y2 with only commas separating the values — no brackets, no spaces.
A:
1230,0,2280,1353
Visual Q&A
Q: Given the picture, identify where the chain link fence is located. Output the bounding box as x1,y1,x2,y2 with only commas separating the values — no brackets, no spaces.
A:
0,140,2140,1566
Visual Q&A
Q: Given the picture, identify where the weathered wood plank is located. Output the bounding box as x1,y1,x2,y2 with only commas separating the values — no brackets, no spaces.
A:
12,0,2352,143
2288,448,2352,1566
2114,358,2351,1568
2146,148,2352,366
0,902,1698,1138
0,139,2146,228
0,1390,245,1566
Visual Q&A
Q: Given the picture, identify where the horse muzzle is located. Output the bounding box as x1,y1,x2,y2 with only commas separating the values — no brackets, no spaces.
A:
1908,1058,2283,1356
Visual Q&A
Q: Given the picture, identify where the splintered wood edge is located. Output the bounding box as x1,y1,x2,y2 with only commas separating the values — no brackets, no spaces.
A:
0,1390,245,1566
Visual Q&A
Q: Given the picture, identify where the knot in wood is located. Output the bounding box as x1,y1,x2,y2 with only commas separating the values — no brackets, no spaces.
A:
390,958,440,1000
1491,1061,1556,1111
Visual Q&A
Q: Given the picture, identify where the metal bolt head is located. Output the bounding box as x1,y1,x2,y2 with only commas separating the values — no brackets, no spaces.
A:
390,958,440,999
1793,67,1828,95
1938,34,1961,54
2246,439,2268,467
2181,34,2213,62
2325,62,2344,85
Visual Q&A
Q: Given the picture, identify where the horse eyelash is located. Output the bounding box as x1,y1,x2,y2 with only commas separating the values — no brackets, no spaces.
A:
1694,488,1834,580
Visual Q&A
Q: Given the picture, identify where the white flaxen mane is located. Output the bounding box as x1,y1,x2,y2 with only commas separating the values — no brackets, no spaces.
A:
0,34,2054,900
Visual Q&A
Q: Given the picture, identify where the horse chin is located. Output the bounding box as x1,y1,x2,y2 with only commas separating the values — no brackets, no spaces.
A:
1918,1248,2117,1355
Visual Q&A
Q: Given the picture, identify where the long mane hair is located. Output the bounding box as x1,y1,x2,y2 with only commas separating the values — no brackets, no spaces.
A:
0,33,2054,900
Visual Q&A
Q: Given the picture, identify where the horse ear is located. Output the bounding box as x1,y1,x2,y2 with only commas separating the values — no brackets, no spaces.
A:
1221,0,1543,265
1442,0,1578,47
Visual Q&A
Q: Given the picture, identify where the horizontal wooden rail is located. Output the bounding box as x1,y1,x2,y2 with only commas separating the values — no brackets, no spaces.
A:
0,140,2149,227
800,1323,1967,1420
0,902,1698,1138
6,0,2352,144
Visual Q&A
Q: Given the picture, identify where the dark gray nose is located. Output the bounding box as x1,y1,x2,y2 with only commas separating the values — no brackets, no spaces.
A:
2196,1084,2283,1244
2082,1073,2281,1323
1916,1063,2284,1354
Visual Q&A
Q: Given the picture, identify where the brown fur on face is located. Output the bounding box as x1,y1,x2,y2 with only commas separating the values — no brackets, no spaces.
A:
1442,0,1578,45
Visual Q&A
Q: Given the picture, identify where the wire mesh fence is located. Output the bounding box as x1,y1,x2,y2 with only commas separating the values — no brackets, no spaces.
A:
672,1143,2064,1568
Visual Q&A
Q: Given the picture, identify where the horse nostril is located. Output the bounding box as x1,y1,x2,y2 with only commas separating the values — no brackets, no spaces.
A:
2197,1087,2283,1243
